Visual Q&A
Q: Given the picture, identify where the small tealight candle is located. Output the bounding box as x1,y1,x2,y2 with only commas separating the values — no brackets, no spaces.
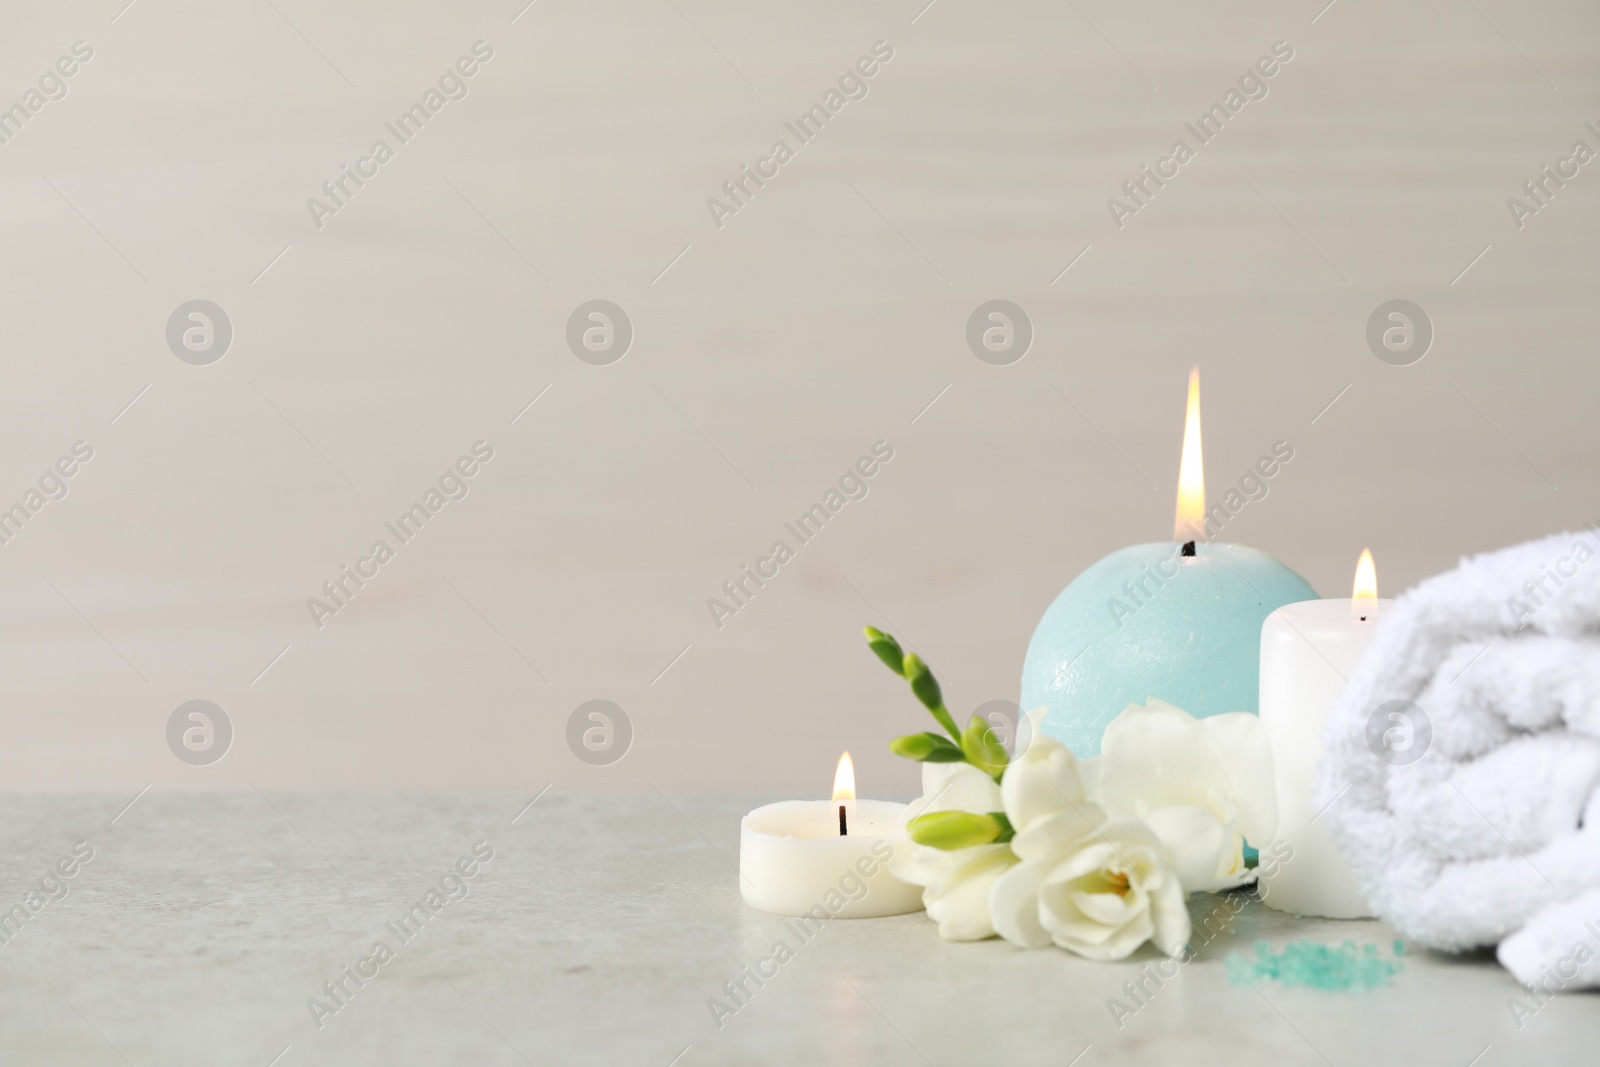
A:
1258,550,1390,918
739,753,924,918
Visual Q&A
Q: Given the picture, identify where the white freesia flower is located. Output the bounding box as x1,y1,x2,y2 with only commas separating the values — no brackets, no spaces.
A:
892,702,1254,955
1082,698,1277,892
889,762,1017,941
990,814,1190,960
1001,709,1104,836
987,708,1189,960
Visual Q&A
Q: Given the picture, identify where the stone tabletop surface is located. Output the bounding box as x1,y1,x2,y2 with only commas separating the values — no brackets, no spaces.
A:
0,792,1592,1066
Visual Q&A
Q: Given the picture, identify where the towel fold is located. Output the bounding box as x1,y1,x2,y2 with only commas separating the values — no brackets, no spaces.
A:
1317,530,1600,989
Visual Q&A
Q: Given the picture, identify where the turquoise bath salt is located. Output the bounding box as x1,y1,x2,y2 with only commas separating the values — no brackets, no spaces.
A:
1226,939,1404,991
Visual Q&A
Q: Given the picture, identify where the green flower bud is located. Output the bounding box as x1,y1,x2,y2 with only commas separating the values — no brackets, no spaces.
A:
907,810,1005,850
961,714,1009,778
903,653,942,712
899,652,961,740
889,732,965,762
864,626,905,676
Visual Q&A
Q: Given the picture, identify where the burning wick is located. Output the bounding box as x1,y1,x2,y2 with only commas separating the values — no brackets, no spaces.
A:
1173,368,1204,551
1352,548,1377,624
832,751,855,838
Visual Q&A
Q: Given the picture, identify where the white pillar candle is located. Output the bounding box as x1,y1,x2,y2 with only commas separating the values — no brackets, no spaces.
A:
739,800,923,918
1258,550,1389,919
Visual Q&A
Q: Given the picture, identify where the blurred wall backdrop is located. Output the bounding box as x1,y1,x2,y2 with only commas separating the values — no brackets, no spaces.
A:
0,0,1595,794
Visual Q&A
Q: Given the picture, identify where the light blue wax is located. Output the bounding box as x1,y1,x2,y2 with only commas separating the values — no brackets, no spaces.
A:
1020,542,1317,758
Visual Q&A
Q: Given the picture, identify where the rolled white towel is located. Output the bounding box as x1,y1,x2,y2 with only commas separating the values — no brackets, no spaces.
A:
1498,888,1600,993
1316,530,1600,988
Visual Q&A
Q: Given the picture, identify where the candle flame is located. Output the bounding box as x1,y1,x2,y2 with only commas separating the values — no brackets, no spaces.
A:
832,751,856,802
1174,367,1205,542
1352,548,1377,618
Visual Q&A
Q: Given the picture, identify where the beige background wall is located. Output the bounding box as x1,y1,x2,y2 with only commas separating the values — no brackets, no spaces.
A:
0,0,1594,795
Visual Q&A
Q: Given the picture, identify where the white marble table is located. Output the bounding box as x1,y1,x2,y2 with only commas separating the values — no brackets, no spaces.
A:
0,792,1591,1066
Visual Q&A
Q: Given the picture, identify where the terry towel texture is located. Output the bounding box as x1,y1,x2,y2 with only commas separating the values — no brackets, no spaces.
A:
1317,530,1600,991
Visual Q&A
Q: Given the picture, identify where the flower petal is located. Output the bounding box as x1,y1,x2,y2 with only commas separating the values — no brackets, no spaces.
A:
1079,754,1102,803
920,760,960,797
924,844,1017,941
989,858,1054,949
919,763,1004,817
1073,913,1155,961
1095,702,1232,818
1068,885,1140,926
1016,705,1051,759
1148,871,1192,957
887,841,955,888
1194,712,1278,846
1141,804,1229,892
1030,831,1120,880
1002,735,1086,834
1010,807,1105,863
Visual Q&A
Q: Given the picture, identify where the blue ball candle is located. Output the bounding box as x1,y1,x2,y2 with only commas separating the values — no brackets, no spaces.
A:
1021,370,1317,757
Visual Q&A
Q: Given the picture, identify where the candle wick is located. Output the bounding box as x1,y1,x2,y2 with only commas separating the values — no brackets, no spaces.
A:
839,804,847,837
1181,540,1196,557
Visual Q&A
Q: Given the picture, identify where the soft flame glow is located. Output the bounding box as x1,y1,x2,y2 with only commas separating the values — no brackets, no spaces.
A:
832,751,856,802
1174,367,1205,542
1350,547,1376,604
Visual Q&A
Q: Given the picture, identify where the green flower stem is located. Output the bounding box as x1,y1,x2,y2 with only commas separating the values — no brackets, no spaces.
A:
865,627,976,772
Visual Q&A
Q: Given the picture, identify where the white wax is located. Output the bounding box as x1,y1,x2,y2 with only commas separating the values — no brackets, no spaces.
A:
1258,597,1391,918
739,800,924,918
